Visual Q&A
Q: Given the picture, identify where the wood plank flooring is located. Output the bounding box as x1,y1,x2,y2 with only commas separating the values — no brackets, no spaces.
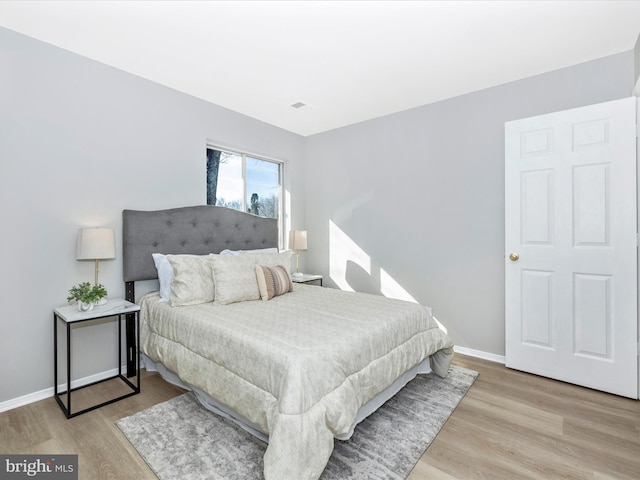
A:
0,354,638,479
410,355,640,480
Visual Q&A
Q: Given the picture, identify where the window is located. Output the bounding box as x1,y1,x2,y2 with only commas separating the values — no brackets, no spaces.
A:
206,147,283,240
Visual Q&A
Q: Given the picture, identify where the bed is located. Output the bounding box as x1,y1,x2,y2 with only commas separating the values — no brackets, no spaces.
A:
122,205,454,480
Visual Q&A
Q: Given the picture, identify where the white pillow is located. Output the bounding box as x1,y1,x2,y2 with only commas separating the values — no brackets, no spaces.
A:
240,250,293,272
152,253,209,302
152,253,173,302
219,249,241,256
218,247,278,256
242,247,279,254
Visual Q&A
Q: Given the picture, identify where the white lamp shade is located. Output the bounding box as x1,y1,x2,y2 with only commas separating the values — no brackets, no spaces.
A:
76,228,116,260
289,230,308,250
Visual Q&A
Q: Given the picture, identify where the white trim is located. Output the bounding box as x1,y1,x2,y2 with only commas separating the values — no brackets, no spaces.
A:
205,140,286,167
0,366,126,414
0,387,53,414
454,345,505,364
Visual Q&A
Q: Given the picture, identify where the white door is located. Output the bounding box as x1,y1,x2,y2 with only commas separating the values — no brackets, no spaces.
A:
505,97,638,399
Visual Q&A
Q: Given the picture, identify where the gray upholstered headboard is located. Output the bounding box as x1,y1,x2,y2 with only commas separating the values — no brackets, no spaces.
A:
122,205,278,283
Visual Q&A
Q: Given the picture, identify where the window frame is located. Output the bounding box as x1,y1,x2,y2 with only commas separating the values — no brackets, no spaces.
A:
206,144,285,248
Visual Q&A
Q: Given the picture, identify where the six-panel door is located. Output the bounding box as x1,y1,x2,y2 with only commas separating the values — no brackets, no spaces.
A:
505,97,638,399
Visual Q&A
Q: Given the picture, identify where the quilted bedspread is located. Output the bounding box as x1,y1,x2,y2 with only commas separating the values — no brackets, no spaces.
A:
140,284,454,480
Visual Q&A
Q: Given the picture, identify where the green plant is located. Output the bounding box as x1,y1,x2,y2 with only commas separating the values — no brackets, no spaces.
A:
67,282,108,304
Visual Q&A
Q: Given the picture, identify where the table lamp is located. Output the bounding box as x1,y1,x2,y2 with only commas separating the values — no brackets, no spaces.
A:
76,227,116,304
289,230,307,278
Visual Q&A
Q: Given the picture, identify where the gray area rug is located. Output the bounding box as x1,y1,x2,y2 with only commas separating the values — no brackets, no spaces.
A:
117,365,477,480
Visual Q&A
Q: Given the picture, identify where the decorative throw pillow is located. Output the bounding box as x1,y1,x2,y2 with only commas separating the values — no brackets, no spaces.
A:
255,265,293,301
209,254,261,305
166,255,215,306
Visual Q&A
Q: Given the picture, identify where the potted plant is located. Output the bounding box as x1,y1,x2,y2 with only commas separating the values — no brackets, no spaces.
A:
67,282,108,311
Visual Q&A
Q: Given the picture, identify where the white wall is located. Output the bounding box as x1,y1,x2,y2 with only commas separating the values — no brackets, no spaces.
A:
0,27,304,404
303,51,635,357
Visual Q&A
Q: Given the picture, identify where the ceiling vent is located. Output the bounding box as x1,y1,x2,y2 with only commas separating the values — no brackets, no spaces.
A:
291,102,306,109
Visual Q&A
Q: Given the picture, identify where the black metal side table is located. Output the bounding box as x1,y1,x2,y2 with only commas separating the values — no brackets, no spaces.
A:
53,299,140,418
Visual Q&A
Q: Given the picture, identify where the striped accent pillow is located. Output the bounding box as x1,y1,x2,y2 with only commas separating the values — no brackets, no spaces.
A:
255,265,293,301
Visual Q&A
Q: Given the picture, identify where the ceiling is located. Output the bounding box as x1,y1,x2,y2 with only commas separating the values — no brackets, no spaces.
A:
1,1,640,136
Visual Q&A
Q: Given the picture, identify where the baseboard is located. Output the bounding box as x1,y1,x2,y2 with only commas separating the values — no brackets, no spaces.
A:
0,365,128,414
454,345,505,364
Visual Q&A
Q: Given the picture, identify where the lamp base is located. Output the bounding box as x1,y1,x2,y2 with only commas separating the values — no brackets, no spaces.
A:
291,272,304,278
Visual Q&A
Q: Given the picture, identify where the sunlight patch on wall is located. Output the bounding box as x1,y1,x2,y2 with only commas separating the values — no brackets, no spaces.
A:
329,220,370,292
380,268,418,303
283,188,291,250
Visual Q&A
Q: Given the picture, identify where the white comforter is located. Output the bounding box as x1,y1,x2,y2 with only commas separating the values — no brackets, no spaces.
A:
140,284,454,480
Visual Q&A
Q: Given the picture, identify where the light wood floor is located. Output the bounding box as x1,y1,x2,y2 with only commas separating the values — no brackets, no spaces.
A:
1,354,638,479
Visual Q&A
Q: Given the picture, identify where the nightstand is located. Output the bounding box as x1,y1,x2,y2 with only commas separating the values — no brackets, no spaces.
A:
291,274,323,286
53,299,140,418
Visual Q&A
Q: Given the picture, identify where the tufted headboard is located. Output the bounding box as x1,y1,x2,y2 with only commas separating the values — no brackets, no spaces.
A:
122,205,278,283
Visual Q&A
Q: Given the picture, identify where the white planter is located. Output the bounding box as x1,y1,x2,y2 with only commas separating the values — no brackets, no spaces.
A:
78,301,94,312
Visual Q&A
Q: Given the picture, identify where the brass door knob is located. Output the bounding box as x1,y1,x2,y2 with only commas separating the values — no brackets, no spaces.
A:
509,253,519,262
